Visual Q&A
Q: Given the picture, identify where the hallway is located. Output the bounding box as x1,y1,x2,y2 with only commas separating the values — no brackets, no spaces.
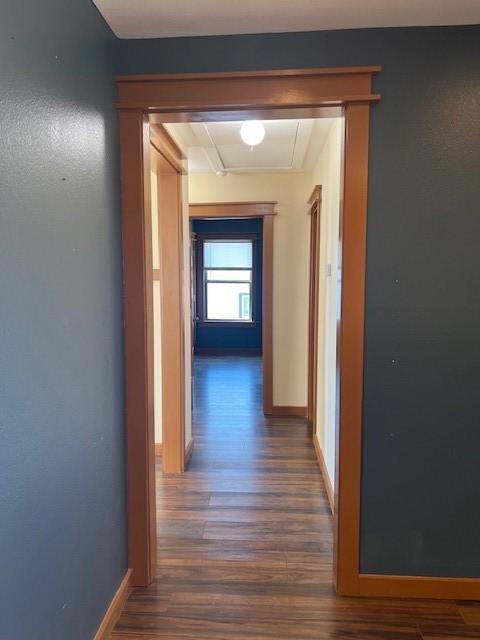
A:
112,356,479,639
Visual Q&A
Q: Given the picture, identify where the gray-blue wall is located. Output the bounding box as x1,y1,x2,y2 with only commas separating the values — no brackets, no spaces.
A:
117,26,480,577
0,1,126,638
2,7,479,634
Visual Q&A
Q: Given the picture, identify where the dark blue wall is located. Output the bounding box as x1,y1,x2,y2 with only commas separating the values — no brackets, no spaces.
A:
117,26,480,577
0,1,126,638
193,218,263,352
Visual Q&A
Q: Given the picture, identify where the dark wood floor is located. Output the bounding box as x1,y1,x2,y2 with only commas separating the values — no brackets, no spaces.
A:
113,355,480,639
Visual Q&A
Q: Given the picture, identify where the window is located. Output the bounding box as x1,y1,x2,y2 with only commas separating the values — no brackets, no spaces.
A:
201,239,254,322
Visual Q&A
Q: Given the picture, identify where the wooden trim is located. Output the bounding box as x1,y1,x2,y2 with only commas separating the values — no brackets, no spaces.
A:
190,202,276,218
313,435,334,514
308,185,322,207
116,67,381,112
262,215,274,416
150,123,186,174
334,104,370,596
93,569,132,640
271,406,307,418
307,186,322,428
117,67,382,82
152,268,161,281
154,443,162,457
185,438,194,468
117,66,395,596
190,228,197,355
154,140,186,475
119,110,156,587
357,575,480,600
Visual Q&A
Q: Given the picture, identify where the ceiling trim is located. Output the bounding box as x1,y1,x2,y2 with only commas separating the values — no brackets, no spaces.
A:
167,118,332,174
189,123,226,174
291,120,314,170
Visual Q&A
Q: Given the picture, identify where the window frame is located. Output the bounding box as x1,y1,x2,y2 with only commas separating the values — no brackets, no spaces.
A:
196,232,259,327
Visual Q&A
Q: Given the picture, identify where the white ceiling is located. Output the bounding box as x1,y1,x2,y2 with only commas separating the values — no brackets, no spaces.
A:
164,118,335,174
93,0,480,39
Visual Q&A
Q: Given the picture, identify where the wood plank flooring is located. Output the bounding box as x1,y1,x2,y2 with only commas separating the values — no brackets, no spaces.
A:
113,355,480,639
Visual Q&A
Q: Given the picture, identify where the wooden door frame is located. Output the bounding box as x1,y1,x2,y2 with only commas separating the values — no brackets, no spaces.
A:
150,129,186,477
307,186,337,513
189,202,275,415
117,66,480,600
117,66,379,593
307,186,322,430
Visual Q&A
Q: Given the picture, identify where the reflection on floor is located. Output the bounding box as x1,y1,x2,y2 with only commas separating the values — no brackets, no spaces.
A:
113,355,480,639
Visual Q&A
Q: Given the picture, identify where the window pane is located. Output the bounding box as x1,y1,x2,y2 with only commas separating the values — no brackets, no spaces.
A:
206,282,251,320
206,269,252,282
204,241,252,268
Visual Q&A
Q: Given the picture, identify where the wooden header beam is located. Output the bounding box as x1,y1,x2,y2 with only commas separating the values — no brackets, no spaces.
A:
116,66,381,112
189,202,276,219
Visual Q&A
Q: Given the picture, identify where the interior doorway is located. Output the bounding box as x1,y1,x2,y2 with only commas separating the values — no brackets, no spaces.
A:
189,202,275,415
150,110,345,585
190,220,264,427
117,66,379,596
192,224,262,356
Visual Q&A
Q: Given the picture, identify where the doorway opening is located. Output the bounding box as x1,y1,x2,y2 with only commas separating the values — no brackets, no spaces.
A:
150,112,344,586
117,67,379,596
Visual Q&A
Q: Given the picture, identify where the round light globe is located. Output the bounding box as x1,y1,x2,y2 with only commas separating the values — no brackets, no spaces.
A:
240,120,265,146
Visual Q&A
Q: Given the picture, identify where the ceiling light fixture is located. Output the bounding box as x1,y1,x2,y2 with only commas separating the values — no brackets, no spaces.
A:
240,120,265,146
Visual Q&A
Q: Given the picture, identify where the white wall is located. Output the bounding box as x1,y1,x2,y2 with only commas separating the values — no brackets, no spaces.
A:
189,171,312,408
308,118,343,489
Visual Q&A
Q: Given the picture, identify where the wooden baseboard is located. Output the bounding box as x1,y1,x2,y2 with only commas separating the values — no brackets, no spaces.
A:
185,438,194,467
355,574,480,600
271,405,307,418
313,434,334,514
311,436,480,601
154,443,162,457
93,568,132,640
